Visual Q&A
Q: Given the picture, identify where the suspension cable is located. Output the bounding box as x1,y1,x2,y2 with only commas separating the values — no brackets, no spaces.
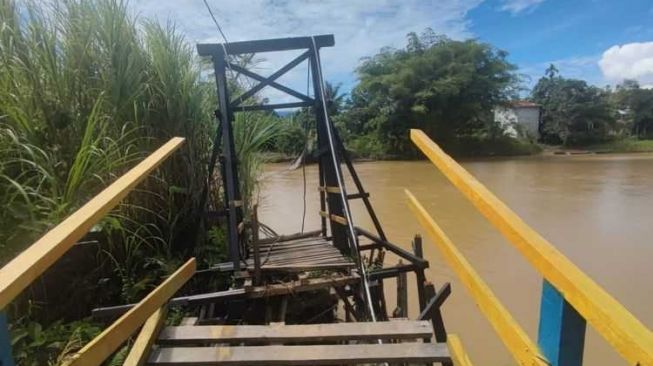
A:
310,36,377,322
300,61,311,233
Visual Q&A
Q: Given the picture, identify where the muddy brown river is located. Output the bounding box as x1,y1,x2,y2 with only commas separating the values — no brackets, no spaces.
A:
259,154,653,365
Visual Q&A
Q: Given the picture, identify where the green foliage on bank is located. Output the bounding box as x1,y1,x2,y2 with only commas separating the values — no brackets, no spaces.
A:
584,137,653,153
268,30,536,159
533,65,614,145
0,0,281,363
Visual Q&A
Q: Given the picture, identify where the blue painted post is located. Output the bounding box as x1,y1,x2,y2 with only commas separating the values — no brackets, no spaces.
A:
537,280,586,366
0,311,14,366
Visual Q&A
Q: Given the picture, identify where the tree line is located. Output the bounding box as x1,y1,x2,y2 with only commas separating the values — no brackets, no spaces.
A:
269,29,653,158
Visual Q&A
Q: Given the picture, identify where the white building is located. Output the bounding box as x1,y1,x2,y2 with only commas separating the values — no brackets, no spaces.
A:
494,101,541,140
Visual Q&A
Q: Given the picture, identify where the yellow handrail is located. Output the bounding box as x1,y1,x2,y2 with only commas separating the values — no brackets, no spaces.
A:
406,190,547,365
63,258,196,366
0,137,185,310
409,129,653,364
447,334,475,366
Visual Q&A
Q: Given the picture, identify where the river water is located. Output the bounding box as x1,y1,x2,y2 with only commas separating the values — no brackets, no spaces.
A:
259,154,653,365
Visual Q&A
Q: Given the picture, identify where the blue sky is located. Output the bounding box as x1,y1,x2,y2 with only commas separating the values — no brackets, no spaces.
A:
132,0,653,102
469,0,653,86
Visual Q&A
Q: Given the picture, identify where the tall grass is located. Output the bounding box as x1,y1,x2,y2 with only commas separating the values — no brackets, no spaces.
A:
0,0,285,363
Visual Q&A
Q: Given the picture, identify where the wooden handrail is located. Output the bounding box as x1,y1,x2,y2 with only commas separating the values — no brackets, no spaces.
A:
123,307,167,366
410,129,653,365
447,334,474,366
406,190,547,365
63,258,196,366
0,137,185,310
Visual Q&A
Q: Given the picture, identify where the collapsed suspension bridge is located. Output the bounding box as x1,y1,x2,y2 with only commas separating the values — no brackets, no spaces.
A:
0,34,651,366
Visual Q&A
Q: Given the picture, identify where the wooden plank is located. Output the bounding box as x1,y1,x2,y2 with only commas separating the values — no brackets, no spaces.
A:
93,275,359,319
260,263,355,272
410,128,653,365
405,191,547,366
319,211,348,225
179,318,198,326
124,307,168,366
256,230,322,245
63,258,196,366
447,334,474,366
0,137,185,310
159,320,433,344
148,343,450,365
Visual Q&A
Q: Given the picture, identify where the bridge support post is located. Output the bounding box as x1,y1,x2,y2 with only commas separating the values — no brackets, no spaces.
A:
0,311,14,366
537,280,586,366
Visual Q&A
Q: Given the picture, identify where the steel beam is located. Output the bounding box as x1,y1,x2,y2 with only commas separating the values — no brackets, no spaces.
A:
205,46,243,271
198,34,334,56
235,101,312,112
229,51,312,106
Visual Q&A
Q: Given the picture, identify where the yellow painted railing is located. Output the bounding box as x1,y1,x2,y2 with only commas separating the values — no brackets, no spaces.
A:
63,258,195,366
407,129,653,365
0,137,187,366
407,191,547,365
0,137,185,310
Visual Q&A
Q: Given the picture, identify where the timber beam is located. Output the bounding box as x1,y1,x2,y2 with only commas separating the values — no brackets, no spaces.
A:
197,34,334,56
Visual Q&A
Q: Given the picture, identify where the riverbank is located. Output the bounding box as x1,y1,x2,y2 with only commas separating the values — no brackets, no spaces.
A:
264,137,653,163
546,138,653,155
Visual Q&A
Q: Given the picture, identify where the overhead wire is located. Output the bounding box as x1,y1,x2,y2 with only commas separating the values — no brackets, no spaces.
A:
300,60,311,233
202,0,230,44
310,36,377,323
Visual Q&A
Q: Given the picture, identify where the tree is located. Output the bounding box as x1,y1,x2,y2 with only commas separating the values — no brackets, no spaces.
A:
612,79,653,137
532,66,614,145
341,29,519,156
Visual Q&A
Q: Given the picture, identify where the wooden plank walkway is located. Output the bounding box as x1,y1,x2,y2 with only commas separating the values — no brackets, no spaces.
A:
158,320,433,344
148,320,450,365
148,343,449,365
245,236,354,272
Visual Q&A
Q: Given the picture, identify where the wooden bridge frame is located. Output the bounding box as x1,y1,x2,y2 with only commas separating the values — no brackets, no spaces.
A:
406,129,653,365
0,137,191,366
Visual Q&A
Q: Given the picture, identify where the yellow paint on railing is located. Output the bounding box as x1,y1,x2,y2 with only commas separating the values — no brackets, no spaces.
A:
123,306,168,366
406,190,548,366
0,137,185,310
410,129,653,365
63,258,196,366
447,334,474,366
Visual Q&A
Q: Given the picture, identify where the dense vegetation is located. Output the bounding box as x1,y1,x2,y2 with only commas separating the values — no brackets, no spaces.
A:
0,0,281,364
270,30,536,159
269,31,653,159
533,65,653,146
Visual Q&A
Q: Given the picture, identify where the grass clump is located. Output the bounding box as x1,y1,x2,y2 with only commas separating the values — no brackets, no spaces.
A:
0,0,282,363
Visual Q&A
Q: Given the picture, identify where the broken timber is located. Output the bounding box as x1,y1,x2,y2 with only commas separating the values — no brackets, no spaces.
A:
92,274,360,319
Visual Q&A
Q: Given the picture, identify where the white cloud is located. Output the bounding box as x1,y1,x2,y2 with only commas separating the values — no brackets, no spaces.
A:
499,0,545,15
599,42,653,87
130,0,482,102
